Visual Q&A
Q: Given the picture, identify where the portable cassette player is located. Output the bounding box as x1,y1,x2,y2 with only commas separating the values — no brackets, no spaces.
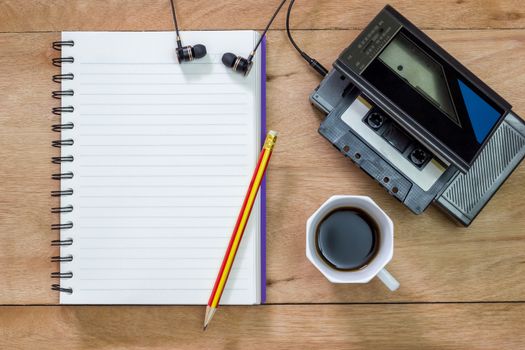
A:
311,5,525,225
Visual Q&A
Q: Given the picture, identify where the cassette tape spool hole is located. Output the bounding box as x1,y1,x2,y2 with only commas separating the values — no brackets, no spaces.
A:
366,112,385,130
409,147,430,167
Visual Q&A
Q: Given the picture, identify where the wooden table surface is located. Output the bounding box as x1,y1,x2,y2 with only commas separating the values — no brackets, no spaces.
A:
1,0,524,348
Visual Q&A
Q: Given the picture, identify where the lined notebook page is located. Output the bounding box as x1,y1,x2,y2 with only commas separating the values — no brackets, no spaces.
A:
59,31,262,304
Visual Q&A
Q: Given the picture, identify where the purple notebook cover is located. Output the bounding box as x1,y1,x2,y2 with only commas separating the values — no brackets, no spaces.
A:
260,37,267,304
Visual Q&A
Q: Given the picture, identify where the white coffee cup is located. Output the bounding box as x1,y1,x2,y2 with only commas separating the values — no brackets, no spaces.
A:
306,195,399,291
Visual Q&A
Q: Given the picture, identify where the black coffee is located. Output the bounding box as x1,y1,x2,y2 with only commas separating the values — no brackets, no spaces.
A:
315,207,379,271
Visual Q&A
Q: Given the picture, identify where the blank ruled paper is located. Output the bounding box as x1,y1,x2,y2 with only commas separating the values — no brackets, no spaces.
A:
58,31,262,304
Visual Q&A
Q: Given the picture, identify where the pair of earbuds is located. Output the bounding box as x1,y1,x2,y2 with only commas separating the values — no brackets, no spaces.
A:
176,40,253,76
169,0,287,76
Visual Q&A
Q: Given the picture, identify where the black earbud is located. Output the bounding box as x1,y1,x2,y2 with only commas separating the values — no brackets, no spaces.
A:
170,0,207,63
221,0,287,76
222,52,253,76
176,43,207,63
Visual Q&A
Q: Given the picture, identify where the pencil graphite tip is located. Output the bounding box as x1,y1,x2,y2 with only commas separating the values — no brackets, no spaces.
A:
203,306,216,330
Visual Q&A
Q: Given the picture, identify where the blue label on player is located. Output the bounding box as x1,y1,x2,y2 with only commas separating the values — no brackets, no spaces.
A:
458,80,501,144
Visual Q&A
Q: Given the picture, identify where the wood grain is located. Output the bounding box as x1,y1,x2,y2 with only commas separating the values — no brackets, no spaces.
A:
0,304,523,349
2,0,525,32
0,28,524,305
1,0,525,346
0,32,60,304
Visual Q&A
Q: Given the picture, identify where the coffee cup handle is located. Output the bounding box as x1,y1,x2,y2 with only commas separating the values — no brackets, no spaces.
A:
377,268,400,291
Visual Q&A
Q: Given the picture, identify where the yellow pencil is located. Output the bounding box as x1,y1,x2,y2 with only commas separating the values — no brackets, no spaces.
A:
204,130,278,330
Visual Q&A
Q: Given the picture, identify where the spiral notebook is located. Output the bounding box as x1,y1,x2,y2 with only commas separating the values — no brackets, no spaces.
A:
51,31,266,304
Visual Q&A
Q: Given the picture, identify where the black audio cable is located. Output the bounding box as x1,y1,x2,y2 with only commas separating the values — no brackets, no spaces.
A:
248,0,288,62
169,0,181,46
285,0,328,77
222,0,288,75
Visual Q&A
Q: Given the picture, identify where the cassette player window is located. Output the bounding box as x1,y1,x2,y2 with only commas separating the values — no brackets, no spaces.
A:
361,30,506,165
379,34,460,126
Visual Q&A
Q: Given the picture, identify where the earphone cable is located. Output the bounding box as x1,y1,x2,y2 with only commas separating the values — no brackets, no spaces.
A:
285,0,328,77
248,0,288,61
169,0,181,43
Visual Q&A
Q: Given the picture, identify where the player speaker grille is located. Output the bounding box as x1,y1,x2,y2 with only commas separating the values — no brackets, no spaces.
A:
441,122,525,214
